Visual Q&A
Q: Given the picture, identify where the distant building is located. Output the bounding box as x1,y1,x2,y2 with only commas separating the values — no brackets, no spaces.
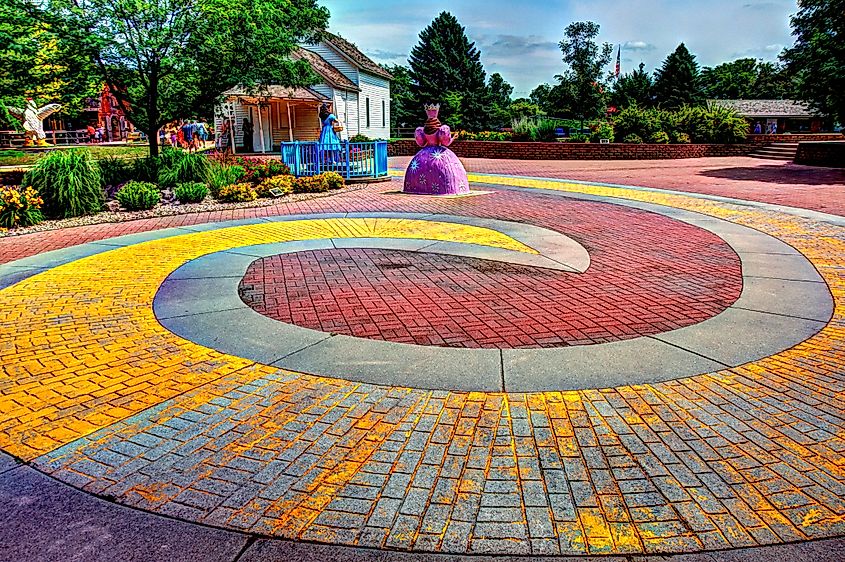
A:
708,99,833,134
216,32,392,153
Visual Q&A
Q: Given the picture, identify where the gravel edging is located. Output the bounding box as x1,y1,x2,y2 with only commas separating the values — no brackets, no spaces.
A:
0,183,372,238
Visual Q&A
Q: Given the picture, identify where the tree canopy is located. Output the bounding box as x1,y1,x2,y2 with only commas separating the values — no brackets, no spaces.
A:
19,0,329,155
700,58,793,100
610,62,653,109
408,11,490,131
653,43,702,109
782,0,845,125
383,64,416,132
555,21,613,126
487,72,514,129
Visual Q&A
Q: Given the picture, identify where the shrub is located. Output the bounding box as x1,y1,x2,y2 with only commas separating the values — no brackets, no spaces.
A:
613,106,663,142
535,119,559,142
622,133,644,144
455,130,513,141
650,131,670,144
321,172,345,190
234,156,290,184
216,182,257,203
702,105,749,144
567,133,590,143
349,133,371,142
0,185,44,228
511,116,539,141
131,157,160,184
256,175,294,198
158,150,210,188
23,149,104,218
174,182,208,203
116,181,159,211
207,164,246,197
590,122,615,143
671,131,691,144
293,175,329,194
98,156,134,189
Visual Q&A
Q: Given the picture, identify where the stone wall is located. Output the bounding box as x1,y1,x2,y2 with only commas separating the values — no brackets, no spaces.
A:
389,140,756,160
795,141,845,168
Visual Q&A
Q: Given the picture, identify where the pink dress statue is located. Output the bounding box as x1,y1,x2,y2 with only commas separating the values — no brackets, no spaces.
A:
403,104,470,196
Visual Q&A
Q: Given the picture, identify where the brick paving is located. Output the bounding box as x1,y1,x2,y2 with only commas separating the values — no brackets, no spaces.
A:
1,172,844,557
390,156,845,216
239,225,741,347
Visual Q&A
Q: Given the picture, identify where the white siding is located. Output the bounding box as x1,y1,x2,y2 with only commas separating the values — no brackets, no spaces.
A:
358,72,391,139
307,42,359,84
214,102,249,147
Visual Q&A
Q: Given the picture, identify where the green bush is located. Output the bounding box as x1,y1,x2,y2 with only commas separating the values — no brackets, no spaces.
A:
650,131,670,144
293,175,329,194
0,185,44,228
98,156,134,189
349,134,371,142
613,106,663,142
671,105,748,144
23,149,104,218
671,131,691,144
158,150,210,188
590,122,615,143
622,133,644,144
511,116,539,141
567,133,590,143
174,182,208,203
131,157,160,183
216,182,257,203
321,172,345,190
233,156,291,184
116,181,159,211
455,130,513,141
207,164,246,197
535,119,559,142
256,175,294,198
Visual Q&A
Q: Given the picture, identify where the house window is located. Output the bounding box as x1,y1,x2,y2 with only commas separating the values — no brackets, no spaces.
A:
366,97,370,129
382,100,386,128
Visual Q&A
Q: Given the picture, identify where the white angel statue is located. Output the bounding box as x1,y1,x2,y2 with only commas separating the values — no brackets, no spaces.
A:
6,98,63,147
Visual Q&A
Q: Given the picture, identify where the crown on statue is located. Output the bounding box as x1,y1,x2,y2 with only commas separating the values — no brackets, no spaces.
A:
424,104,440,119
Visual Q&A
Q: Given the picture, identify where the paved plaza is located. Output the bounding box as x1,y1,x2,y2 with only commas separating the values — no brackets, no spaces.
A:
1,156,844,561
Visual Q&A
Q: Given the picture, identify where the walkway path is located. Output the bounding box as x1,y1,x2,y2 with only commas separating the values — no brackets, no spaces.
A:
1,170,844,560
389,156,845,216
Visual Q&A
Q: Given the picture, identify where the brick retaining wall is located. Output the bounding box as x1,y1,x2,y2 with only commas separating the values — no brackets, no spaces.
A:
389,140,756,160
748,134,843,145
795,141,845,168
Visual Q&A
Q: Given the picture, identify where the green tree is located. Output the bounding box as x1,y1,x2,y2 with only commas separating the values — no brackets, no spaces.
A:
0,1,98,116
408,12,490,131
383,64,417,132
38,0,328,156
509,99,540,119
487,72,513,129
610,62,653,109
555,21,613,128
700,58,793,100
782,0,845,125
653,43,703,109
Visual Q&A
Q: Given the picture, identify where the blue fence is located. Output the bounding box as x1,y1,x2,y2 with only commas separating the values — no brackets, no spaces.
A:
281,141,388,179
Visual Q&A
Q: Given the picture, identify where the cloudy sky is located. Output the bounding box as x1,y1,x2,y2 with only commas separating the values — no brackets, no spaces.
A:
320,0,799,97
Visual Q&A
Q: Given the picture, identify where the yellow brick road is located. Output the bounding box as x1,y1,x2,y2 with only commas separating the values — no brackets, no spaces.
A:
2,188,844,556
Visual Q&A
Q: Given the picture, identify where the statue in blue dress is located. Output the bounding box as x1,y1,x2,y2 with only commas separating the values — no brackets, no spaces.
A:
318,103,341,148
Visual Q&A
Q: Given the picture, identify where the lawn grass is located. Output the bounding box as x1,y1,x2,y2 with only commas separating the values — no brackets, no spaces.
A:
0,145,151,167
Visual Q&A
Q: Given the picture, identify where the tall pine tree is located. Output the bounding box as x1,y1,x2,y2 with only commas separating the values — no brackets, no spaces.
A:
611,62,654,109
653,43,703,109
408,12,490,131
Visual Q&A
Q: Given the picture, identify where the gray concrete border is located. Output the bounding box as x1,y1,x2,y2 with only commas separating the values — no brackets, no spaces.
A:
153,208,833,392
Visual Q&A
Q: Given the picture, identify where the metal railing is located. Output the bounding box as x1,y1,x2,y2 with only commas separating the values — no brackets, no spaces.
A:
281,141,388,179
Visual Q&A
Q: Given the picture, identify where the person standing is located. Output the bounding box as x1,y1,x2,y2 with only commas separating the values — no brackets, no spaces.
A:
242,118,254,153
318,103,341,165
181,120,196,152
197,120,208,148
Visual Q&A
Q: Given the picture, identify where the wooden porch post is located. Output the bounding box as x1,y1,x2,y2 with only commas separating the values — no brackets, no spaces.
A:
287,103,294,142
257,101,266,154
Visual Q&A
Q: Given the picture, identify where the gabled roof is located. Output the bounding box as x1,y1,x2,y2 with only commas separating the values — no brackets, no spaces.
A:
708,99,817,118
323,32,394,81
294,48,360,92
223,85,329,102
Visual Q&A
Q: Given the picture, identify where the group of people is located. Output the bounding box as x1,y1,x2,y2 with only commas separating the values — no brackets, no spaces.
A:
85,124,108,143
160,119,210,152
753,121,780,135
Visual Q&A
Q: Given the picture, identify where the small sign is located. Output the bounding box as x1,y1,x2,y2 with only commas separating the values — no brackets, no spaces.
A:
600,138,610,144
269,188,287,198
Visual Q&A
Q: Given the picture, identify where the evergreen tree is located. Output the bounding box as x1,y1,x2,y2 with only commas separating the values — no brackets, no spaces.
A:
610,62,653,109
383,64,416,133
782,0,845,125
653,43,703,108
408,12,490,131
555,21,613,127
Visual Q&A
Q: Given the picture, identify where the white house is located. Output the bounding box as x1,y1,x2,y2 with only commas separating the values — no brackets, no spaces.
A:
215,32,392,152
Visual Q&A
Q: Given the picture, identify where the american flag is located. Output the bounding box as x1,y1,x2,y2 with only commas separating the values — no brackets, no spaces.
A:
615,45,621,78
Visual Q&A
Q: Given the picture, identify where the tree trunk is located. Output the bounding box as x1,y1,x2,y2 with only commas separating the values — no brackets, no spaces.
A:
148,130,159,158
